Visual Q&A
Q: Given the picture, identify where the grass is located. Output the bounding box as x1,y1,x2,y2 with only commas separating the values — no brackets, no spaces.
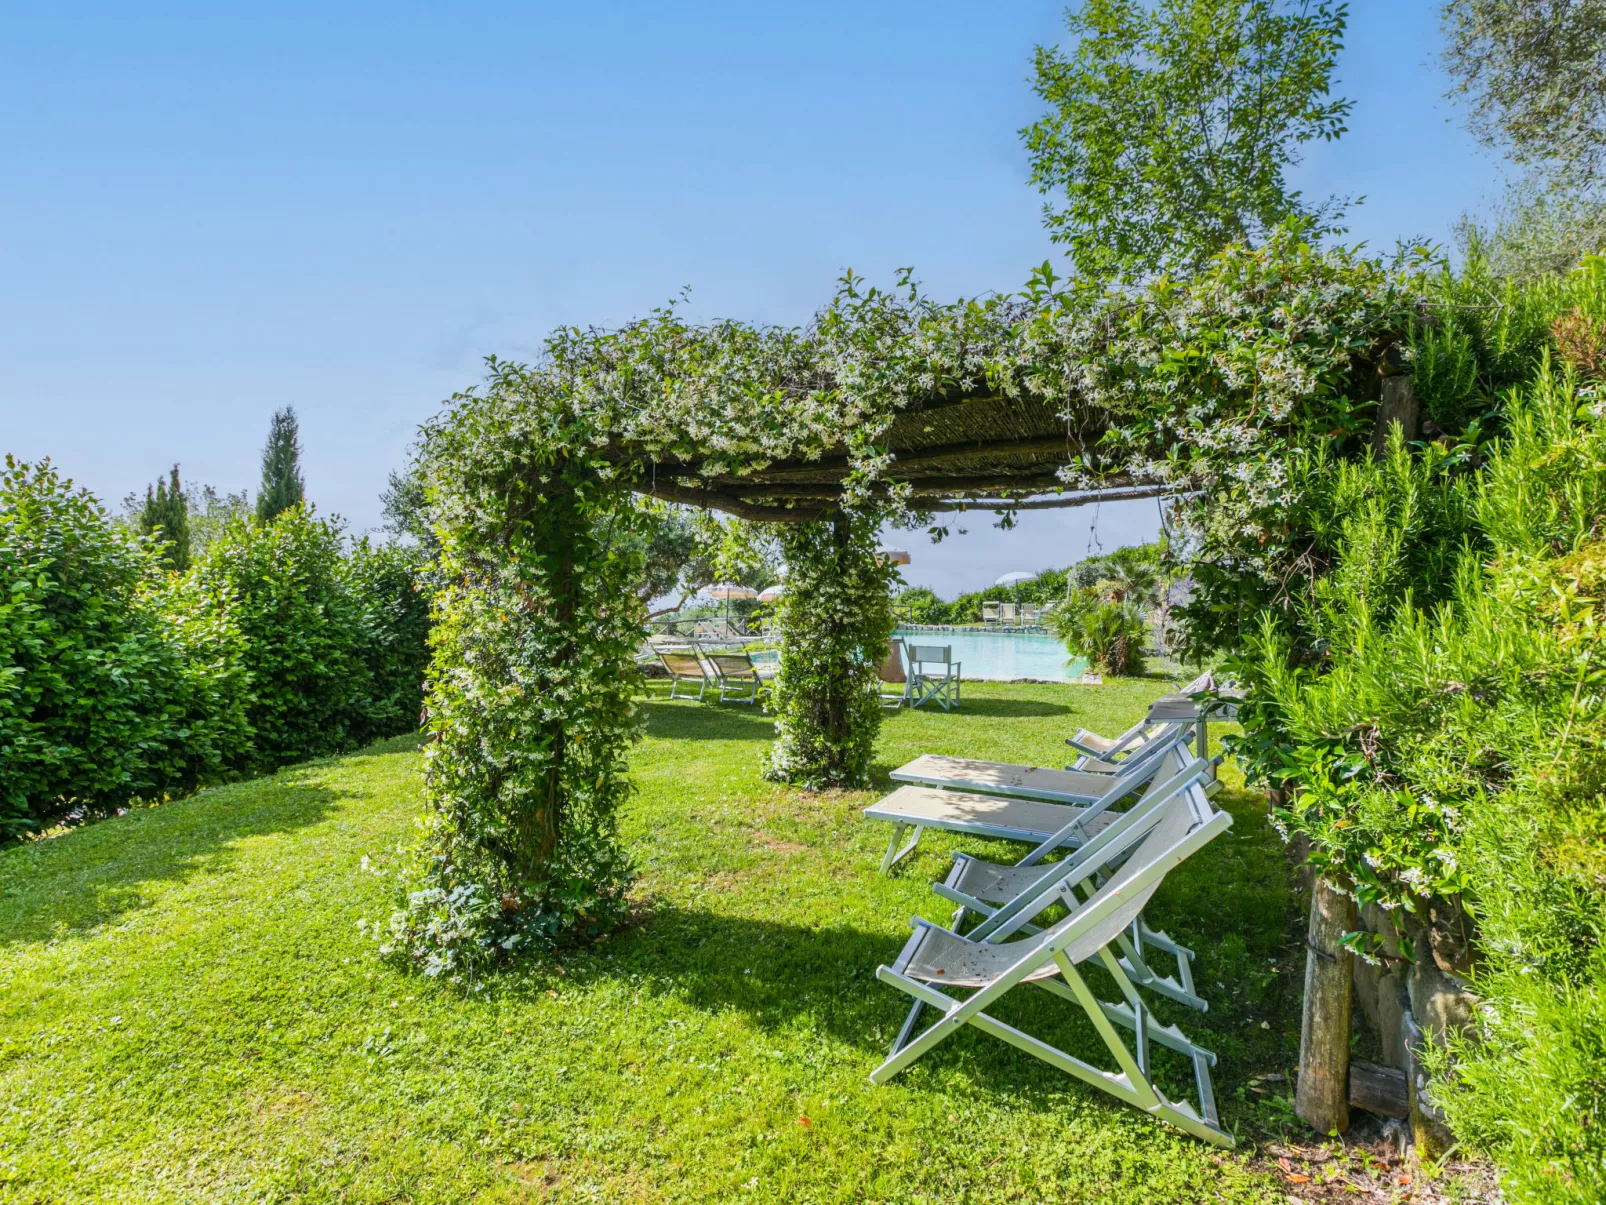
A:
0,677,1308,1203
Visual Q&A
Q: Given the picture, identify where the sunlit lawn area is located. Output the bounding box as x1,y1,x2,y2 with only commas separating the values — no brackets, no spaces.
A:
0,678,1304,1203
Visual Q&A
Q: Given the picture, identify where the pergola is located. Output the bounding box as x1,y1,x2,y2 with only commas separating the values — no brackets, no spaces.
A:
401,241,1412,959
614,390,1170,522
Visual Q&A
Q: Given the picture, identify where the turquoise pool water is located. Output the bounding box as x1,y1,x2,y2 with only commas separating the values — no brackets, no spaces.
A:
894,628,1084,682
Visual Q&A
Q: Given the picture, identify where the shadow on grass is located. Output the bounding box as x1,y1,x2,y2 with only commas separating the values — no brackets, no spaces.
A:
915,697,1072,719
0,744,409,948
641,696,777,743
486,903,1247,1111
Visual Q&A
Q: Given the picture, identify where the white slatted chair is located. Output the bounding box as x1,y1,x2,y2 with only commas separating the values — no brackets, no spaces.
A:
869,777,1234,1148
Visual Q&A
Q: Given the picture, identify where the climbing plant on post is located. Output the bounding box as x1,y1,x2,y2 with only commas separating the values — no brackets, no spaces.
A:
383,363,650,978
765,508,897,788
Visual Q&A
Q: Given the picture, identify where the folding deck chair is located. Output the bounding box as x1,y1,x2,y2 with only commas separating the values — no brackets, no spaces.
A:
657,646,713,701
982,601,1001,626
1066,673,1216,760
869,774,1235,1147
908,644,961,711
1070,679,1243,779
932,747,1213,1013
867,731,1192,873
890,724,1191,804
706,650,770,703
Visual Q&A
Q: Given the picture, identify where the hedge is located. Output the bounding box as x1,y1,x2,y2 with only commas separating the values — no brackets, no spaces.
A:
0,460,428,836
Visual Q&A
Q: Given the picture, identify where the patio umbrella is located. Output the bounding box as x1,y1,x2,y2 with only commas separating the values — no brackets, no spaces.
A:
705,582,758,629
876,546,912,566
994,571,1035,586
757,584,785,603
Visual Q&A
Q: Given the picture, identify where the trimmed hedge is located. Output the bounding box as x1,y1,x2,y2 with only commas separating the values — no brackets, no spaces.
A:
0,461,428,836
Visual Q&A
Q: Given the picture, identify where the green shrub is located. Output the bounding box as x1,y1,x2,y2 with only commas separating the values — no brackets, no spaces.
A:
1046,589,1148,676
345,538,430,744
187,506,375,770
1232,363,1606,1201
0,458,249,836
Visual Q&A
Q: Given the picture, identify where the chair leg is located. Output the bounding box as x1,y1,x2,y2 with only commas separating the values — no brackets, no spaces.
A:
879,823,921,874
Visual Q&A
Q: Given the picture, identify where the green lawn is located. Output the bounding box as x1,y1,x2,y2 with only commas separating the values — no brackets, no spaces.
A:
0,678,1307,1203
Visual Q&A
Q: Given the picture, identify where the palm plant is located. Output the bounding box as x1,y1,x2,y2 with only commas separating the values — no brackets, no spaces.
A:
1045,586,1149,676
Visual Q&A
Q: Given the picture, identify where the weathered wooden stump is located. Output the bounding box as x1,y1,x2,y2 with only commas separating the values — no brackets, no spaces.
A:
1296,873,1356,1134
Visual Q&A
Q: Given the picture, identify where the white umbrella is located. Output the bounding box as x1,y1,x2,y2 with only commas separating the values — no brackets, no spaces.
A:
876,546,912,566
757,584,785,602
995,571,1036,586
705,582,758,630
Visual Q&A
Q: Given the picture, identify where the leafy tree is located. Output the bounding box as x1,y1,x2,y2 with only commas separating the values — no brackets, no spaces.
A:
1047,589,1151,676
380,462,434,552
1071,543,1162,605
1456,179,1606,282
255,406,305,523
137,464,191,571
122,480,249,560
1023,0,1352,282
1442,0,1606,182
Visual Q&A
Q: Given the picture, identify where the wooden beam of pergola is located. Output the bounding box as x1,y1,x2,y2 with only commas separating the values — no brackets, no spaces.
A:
923,484,1171,512
635,478,1170,522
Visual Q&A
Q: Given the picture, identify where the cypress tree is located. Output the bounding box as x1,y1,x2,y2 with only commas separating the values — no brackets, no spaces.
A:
255,406,305,523
137,464,191,571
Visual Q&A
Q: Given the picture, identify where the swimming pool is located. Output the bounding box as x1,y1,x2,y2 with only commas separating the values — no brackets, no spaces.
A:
894,628,1084,682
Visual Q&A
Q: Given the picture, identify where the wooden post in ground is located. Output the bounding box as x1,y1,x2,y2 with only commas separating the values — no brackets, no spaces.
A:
1297,874,1356,1134
1370,372,1419,459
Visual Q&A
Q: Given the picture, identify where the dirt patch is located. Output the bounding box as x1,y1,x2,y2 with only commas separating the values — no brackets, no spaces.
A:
1247,1113,1502,1203
755,833,809,854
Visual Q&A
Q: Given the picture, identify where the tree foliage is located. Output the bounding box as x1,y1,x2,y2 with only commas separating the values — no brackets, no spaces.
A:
1443,0,1606,182
1023,0,1352,282
137,464,191,571
255,406,305,523
188,506,376,769
1456,177,1606,283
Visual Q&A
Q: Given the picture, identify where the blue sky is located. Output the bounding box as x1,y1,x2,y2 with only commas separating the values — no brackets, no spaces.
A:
2,2,1508,597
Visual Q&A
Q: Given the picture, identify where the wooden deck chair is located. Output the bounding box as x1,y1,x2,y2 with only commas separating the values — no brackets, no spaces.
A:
706,650,767,703
657,647,712,701
908,644,961,711
876,639,913,709
932,748,1213,1012
869,780,1235,1148
867,734,1189,873
982,601,1001,626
